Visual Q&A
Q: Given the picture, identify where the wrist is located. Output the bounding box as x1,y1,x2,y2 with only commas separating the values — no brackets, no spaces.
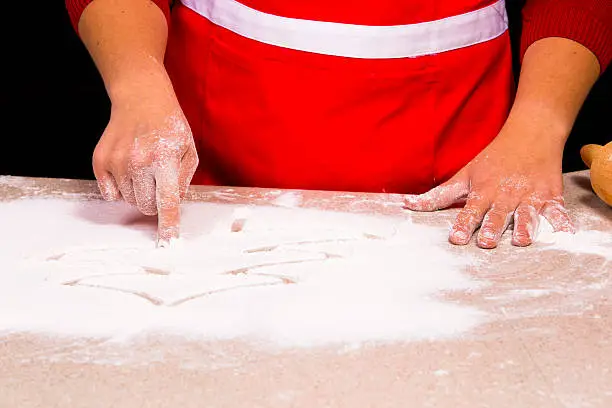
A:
501,102,570,152
493,118,567,165
106,57,175,107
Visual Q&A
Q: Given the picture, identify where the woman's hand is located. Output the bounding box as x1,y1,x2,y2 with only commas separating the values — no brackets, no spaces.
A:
404,126,573,248
92,71,198,246
77,0,200,245
404,37,602,249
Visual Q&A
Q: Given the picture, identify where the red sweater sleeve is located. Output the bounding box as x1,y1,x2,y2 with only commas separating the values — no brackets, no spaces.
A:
65,0,171,34
521,0,612,73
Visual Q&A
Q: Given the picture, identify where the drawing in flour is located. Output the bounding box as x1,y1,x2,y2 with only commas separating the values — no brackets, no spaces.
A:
0,199,483,345
43,230,382,307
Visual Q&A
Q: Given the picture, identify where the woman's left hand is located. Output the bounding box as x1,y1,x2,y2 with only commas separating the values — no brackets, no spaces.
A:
403,127,575,249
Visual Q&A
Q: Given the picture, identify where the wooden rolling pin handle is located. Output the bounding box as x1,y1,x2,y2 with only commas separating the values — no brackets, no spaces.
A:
580,141,612,207
580,144,602,168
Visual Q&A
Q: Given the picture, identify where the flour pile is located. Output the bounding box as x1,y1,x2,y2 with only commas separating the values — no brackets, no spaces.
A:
0,198,483,347
535,216,612,259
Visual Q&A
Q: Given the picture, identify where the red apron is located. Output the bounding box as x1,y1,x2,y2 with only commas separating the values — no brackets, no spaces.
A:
165,0,514,193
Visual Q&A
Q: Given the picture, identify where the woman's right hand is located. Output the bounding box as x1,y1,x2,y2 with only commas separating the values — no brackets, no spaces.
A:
92,71,199,247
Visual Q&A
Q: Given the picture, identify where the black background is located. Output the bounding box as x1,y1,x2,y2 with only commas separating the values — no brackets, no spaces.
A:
1,1,610,180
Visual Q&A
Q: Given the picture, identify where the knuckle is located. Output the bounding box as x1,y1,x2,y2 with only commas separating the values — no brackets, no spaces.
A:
525,194,545,207
128,161,148,177
192,152,200,169
178,133,194,148
108,150,129,169
481,212,499,227
153,141,184,162
515,205,537,219
466,191,483,202
549,196,566,206
129,145,153,167
487,207,508,219
461,207,483,219
543,201,569,216
92,148,107,167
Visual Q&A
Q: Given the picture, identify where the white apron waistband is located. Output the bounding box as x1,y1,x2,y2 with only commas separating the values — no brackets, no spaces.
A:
180,0,508,59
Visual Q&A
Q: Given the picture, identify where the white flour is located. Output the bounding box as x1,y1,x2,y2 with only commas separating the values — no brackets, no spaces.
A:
2,198,607,348
535,216,612,258
0,198,482,347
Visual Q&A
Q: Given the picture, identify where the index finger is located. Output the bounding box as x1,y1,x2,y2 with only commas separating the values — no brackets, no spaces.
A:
155,158,181,247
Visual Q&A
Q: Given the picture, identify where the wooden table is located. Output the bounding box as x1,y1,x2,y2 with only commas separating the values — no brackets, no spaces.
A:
0,171,610,408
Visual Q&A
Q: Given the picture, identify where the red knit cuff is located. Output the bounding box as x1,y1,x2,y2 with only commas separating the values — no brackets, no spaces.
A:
65,0,171,34
520,0,612,73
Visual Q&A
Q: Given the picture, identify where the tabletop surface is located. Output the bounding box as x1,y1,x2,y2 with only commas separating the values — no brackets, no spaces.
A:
0,171,610,408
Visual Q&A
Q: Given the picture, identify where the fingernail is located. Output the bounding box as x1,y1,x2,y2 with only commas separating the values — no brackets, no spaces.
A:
451,230,469,242
512,236,531,247
404,195,424,210
480,229,496,240
157,237,178,249
98,180,119,201
404,195,417,204
477,230,499,249
157,226,179,247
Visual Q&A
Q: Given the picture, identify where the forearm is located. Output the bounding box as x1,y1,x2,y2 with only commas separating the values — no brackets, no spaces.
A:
78,0,171,103
502,38,600,153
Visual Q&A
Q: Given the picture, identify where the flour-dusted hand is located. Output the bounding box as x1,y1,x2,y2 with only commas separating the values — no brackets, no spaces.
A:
404,128,574,249
92,82,199,246
403,34,603,249
76,0,199,246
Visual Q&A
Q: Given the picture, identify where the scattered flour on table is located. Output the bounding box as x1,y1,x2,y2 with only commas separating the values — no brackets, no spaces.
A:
0,198,482,347
535,215,612,259
272,192,302,208
0,199,609,348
